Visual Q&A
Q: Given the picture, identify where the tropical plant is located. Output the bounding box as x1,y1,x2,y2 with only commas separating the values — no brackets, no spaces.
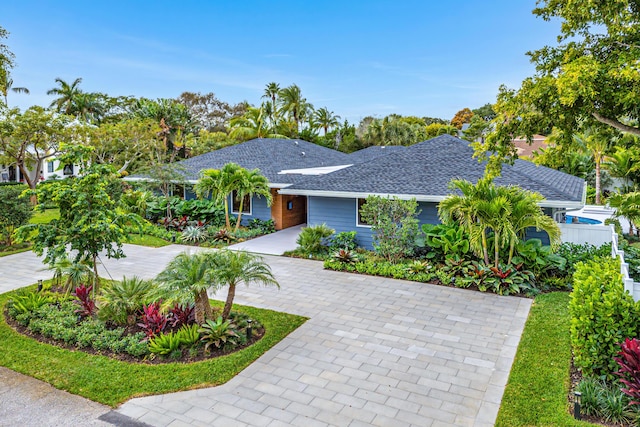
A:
8,291,54,316
167,303,196,328
47,77,83,115
208,250,279,320
314,107,341,136
211,228,236,244
439,178,561,267
296,224,335,255
609,192,640,235
148,331,183,356
333,249,357,264
138,302,168,338
247,218,276,234
175,323,201,347
97,276,155,325
73,284,96,317
616,337,640,406
179,225,209,244
573,127,615,205
155,252,221,324
195,163,244,229
278,84,311,135
233,168,272,231
198,316,239,351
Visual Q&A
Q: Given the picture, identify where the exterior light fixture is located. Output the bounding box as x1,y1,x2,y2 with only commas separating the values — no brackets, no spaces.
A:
37,279,43,292
246,319,253,341
574,391,582,420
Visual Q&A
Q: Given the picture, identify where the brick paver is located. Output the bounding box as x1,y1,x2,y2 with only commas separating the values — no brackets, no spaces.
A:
0,243,530,426
116,253,531,427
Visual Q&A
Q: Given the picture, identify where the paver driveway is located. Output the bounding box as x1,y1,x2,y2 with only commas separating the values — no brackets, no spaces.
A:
0,244,530,426
117,252,530,427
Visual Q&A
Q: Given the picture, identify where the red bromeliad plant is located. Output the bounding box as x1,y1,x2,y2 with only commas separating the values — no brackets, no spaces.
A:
73,284,96,317
168,303,195,328
615,337,640,405
138,302,168,338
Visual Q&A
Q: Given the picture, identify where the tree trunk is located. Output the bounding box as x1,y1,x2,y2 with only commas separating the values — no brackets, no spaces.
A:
593,112,640,137
222,283,236,320
595,159,601,205
224,198,231,229
194,289,212,325
494,231,500,268
235,198,244,231
481,230,490,265
92,253,100,296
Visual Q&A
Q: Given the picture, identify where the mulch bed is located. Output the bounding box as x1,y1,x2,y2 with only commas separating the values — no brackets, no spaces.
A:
4,305,265,365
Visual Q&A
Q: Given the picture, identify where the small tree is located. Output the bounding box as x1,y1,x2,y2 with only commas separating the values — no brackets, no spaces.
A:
211,250,279,320
360,196,419,262
234,168,272,231
156,252,219,325
194,163,244,229
16,148,141,291
0,184,31,245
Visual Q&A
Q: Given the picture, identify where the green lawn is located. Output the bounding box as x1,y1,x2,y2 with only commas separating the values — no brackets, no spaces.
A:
0,286,307,407
29,208,60,224
125,233,171,247
496,292,598,426
0,242,31,257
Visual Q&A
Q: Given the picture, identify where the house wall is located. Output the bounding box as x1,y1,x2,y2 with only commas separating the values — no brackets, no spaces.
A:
307,196,440,249
308,196,556,250
226,193,271,226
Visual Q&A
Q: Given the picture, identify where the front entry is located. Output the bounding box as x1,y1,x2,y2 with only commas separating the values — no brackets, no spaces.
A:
270,189,307,230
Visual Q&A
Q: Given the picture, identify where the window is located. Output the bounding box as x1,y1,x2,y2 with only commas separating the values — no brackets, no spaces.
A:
232,190,251,214
356,198,371,227
47,161,54,173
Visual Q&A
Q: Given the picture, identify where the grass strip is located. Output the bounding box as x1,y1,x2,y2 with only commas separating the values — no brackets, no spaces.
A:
125,234,171,247
0,287,306,407
496,292,598,426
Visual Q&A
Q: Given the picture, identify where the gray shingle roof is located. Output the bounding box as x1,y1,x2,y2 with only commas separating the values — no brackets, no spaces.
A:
349,146,407,163
164,138,353,184
282,134,585,204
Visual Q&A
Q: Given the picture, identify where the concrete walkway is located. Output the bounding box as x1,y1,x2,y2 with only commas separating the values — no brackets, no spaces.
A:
0,245,531,426
227,224,304,255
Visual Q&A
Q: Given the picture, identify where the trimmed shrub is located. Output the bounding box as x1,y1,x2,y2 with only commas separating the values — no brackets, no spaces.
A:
570,257,640,380
0,184,32,245
296,224,334,255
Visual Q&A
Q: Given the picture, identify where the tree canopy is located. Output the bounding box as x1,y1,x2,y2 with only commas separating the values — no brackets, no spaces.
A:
477,0,640,174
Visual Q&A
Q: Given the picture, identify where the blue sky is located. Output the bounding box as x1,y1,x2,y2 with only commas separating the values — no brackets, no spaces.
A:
4,1,560,123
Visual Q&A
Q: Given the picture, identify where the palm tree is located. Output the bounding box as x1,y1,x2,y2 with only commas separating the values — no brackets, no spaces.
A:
262,82,280,125
504,187,561,264
278,84,311,135
234,169,272,231
195,163,244,229
229,106,271,141
574,128,614,204
47,77,83,114
210,250,279,320
438,178,494,264
74,92,106,124
314,107,341,136
0,70,29,107
609,192,640,235
605,146,639,192
155,252,219,324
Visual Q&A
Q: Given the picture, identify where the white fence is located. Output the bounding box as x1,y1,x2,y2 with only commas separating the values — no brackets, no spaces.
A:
559,223,638,301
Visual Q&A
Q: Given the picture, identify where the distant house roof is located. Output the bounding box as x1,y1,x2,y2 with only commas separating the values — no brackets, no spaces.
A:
513,134,548,158
134,138,353,186
280,135,585,208
349,146,407,163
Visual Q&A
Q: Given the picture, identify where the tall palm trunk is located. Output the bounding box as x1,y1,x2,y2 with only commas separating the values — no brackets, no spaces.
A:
481,230,490,265
494,230,501,268
595,158,602,204
223,197,231,229
235,197,245,231
222,283,236,320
